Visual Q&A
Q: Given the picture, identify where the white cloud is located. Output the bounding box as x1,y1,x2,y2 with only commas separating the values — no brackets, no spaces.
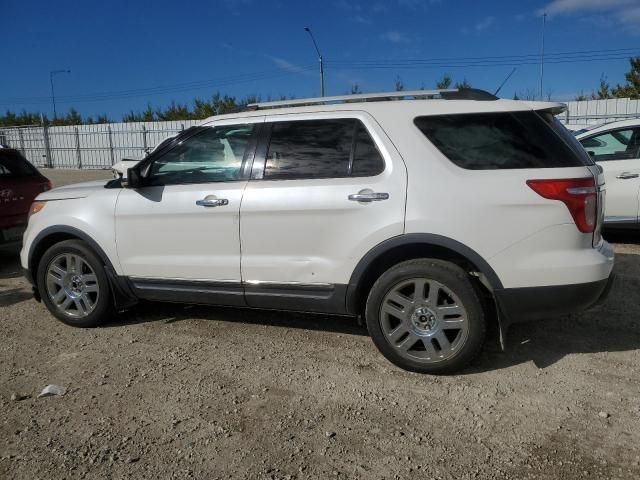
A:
335,0,362,12
397,0,441,10
354,14,373,24
461,15,496,34
541,0,640,32
380,30,411,43
268,56,312,76
542,0,635,16
475,16,495,31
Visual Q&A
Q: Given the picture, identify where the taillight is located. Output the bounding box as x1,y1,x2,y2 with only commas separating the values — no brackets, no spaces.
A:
527,177,597,233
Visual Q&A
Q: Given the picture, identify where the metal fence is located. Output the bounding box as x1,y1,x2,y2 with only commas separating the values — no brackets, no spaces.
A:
562,97,640,127
4,97,640,169
0,120,200,169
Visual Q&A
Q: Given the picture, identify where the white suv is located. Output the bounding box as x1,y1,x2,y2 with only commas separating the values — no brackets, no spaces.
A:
21,89,615,374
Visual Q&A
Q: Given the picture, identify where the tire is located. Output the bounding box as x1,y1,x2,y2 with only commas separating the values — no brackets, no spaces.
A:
365,259,485,374
36,239,112,328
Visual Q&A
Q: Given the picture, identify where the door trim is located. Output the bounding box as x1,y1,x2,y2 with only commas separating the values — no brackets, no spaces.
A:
127,277,349,314
604,215,638,224
129,277,246,307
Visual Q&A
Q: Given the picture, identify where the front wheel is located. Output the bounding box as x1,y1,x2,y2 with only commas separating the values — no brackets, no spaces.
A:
37,239,112,327
365,259,485,374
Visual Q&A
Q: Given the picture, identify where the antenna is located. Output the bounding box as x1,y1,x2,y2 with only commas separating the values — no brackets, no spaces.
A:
494,68,517,96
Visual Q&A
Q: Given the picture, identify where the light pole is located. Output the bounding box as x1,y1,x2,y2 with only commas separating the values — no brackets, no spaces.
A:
539,12,547,100
50,69,71,120
304,27,324,97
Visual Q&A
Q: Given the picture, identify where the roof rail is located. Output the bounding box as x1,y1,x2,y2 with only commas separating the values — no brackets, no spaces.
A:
246,88,497,110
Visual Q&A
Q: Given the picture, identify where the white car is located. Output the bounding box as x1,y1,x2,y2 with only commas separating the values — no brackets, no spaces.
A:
576,120,640,227
21,89,615,374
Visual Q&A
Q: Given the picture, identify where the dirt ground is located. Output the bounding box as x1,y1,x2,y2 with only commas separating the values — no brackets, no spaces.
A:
1,170,639,479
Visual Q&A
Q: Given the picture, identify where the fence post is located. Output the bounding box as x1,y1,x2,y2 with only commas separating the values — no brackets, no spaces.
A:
42,116,53,168
107,126,115,165
18,129,25,156
181,123,184,131
142,124,148,154
75,127,82,169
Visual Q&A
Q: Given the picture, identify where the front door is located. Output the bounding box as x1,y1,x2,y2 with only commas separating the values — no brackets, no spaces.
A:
580,126,640,223
115,120,262,288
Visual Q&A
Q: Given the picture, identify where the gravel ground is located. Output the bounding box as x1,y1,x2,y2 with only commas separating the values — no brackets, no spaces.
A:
1,170,639,479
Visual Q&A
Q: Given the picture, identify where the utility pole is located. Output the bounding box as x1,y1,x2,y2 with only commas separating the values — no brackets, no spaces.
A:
539,12,547,100
304,27,324,96
50,69,71,120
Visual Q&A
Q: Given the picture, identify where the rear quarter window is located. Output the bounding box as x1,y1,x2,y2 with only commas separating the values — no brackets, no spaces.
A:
414,111,591,170
0,151,38,176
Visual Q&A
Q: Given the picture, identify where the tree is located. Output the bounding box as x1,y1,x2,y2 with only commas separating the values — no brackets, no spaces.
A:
394,76,404,91
454,78,472,89
593,76,612,99
575,91,588,101
612,57,640,99
210,93,238,115
192,98,215,119
156,101,190,121
436,74,452,89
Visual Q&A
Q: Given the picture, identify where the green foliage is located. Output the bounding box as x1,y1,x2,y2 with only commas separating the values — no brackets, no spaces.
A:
454,78,472,89
593,76,612,99
435,74,452,89
611,57,640,99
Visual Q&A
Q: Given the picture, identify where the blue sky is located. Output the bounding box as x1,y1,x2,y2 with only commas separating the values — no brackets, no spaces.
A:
2,0,640,120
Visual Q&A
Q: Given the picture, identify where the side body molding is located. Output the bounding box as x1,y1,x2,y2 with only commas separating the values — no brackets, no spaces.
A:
345,233,503,314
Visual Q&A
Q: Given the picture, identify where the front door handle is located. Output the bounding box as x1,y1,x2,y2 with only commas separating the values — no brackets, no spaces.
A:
616,172,640,179
196,195,229,207
348,190,390,202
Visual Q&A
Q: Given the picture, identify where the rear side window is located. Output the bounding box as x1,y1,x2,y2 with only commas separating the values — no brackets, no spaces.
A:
263,119,384,180
0,151,37,176
414,111,590,170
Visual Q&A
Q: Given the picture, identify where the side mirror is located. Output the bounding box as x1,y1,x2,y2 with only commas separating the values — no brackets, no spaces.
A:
125,166,143,188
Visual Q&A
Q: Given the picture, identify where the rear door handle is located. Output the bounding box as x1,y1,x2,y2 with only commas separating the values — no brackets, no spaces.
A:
196,195,229,207
616,172,639,179
348,191,389,202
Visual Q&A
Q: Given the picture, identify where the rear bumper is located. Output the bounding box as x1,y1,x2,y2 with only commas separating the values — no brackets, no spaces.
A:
495,273,615,323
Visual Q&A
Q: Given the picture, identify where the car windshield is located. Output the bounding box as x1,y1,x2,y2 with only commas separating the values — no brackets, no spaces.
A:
0,150,38,176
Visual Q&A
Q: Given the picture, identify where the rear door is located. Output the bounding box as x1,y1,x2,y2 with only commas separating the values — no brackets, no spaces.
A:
579,126,640,223
239,113,407,312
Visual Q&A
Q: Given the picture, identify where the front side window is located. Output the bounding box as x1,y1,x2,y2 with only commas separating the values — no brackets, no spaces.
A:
580,128,639,162
263,119,384,180
415,111,590,170
147,125,254,185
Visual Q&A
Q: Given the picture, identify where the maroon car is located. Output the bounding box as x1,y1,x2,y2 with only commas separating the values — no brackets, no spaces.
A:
0,147,51,246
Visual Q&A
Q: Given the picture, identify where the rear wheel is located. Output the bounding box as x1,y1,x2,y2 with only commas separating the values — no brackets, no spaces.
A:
365,259,485,374
37,239,112,327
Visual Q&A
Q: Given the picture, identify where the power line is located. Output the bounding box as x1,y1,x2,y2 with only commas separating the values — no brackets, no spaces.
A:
0,66,316,106
327,47,640,66
326,54,637,70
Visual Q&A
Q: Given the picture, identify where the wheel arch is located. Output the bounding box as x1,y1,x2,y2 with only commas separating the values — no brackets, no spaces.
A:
346,233,503,316
28,225,137,310
29,225,116,276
